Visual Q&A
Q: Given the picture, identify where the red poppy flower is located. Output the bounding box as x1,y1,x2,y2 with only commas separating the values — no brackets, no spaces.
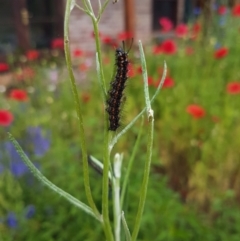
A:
9,89,28,101
73,48,83,57
152,44,162,55
226,82,240,94
175,24,188,37
26,50,39,61
136,66,142,74
161,39,177,55
128,63,135,77
117,31,133,41
102,35,114,45
51,38,64,49
159,17,173,32
148,76,154,86
214,47,228,59
0,63,9,73
191,22,201,39
0,109,13,126
218,5,227,15
232,4,240,17
162,76,175,88
186,105,205,119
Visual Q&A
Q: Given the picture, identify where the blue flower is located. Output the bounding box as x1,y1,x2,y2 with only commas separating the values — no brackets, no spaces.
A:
6,212,18,229
27,127,50,157
25,205,36,219
4,141,28,177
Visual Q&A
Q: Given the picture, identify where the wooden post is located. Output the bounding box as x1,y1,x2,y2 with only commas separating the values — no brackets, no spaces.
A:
124,0,135,45
12,0,30,50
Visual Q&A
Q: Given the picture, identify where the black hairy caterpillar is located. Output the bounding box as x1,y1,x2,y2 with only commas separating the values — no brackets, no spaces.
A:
106,41,132,131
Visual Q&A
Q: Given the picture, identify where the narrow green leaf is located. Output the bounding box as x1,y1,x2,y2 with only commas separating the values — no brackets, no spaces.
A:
8,133,101,222
121,212,132,241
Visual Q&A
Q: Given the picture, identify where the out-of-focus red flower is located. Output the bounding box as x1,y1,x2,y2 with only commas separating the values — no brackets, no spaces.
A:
148,76,154,86
9,89,28,101
152,44,162,55
26,50,39,61
102,35,112,44
0,63,9,73
101,35,117,47
73,48,83,57
162,76,175,88
175,24,188,37
159,17,173,32
186,104,205,119
226,82,240,94
79,63,89,72
136,66,142,74
214,47,228,59
191,22,201,39
161,39,177,55
117,31,133,41
81,93,91,103
185,47,194,55
218,5,227,15
128,63,135,77
0,109,13,126
51,38,64,49
232,4,240,16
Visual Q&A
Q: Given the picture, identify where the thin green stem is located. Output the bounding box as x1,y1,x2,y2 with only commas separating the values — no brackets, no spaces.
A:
131,111,154,241
113,153,123,241
131,41,155,241
64,0,100,218
85,0,95,17
97,0,111,22
121,212,132,241
139,40,151,110
102,131,115,241
92,18,107,97
120,117,144,208
75,3,88,13
8,134,101,222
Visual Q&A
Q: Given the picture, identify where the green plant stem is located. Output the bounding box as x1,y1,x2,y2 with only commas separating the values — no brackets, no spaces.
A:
120,117,144,208
131,111,154,241
91,15,107,97
131,40,155,241
64,0,100,218
121,212,132,241
8,134,101,222
103,131,115,241
113,153,123,241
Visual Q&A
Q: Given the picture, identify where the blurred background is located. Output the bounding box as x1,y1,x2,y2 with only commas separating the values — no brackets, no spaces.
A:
1,0,240,240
